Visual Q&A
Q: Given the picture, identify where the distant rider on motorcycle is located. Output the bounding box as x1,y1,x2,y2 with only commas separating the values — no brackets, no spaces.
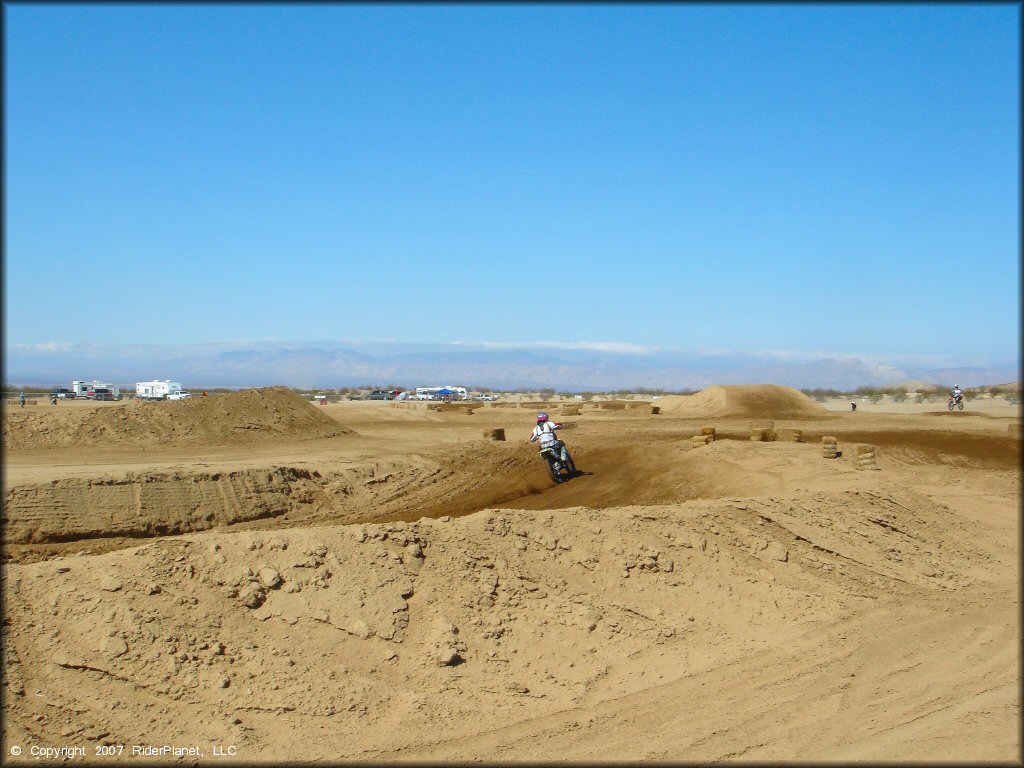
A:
951,384,963,403
529,412,571,479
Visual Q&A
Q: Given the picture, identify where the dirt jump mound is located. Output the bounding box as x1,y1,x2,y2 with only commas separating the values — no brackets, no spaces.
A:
656,384,827,418
3,387,350,449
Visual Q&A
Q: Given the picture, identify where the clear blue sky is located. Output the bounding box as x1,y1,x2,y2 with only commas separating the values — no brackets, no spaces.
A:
5,3,1019,365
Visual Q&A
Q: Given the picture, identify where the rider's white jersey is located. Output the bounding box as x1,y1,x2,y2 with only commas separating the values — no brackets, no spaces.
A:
532,422,558,448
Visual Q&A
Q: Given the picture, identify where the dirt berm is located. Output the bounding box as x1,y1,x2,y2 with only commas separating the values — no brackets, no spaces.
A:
2,387,350,449
1,489,1011,761
655,384,827,418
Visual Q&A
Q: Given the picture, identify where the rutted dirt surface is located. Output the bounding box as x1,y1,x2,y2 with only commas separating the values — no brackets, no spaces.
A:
2,387,1019,762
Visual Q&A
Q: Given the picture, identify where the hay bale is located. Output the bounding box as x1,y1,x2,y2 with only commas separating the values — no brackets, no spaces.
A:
651,406,660,415
485,428,505,441
822,435,838,458
780,428,802,442
690,434,712,447
558,421,577,430
700,426,715,440
751,428,768,441
854,443,877,470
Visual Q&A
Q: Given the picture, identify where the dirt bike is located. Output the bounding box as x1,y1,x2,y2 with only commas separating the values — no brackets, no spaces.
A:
948,394,964,411
539,442,577,484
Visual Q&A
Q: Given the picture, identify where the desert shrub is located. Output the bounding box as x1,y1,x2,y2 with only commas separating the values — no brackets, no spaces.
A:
802,388,843,400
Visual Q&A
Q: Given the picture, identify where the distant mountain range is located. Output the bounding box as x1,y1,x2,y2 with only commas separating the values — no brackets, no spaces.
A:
5,341,1019,391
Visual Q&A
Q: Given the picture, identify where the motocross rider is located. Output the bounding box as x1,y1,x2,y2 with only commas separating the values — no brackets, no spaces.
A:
951,384,962,402
529,412,570,479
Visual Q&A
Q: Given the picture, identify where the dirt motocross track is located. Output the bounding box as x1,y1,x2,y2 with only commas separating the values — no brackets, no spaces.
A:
2,387,1020,762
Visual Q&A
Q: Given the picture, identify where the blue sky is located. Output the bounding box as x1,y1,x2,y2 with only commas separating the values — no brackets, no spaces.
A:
5,3,1020,368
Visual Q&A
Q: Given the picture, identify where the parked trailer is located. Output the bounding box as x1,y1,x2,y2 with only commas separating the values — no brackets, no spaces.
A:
72,380,121,400
136,380,183,400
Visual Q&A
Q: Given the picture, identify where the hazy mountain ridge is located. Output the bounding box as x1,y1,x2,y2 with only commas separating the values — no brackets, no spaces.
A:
5,343,1018,390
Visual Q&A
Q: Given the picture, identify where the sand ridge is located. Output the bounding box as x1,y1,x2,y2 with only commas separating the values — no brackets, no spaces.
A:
2,487,1001,758
2,387,350,449
656,384,828,418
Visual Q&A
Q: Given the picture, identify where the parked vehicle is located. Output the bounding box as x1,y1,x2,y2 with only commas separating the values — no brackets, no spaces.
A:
90,388,115,401
73,380,120,399
366,390,393,400
136,380,183,400
415,386,468,401
51,388,74,400
474,394,497,401
166,391,192,400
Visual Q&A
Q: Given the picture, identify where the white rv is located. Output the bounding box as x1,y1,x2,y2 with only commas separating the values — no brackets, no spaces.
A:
136,380,183,400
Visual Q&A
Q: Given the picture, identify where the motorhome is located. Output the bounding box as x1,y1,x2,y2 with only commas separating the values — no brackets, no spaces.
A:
135,380,183,400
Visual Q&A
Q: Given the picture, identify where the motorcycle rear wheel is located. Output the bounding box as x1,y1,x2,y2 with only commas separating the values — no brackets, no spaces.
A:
562,451,577,477
544,457,562,483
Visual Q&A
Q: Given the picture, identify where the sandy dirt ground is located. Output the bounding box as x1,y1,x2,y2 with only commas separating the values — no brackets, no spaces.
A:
2,386,1020,762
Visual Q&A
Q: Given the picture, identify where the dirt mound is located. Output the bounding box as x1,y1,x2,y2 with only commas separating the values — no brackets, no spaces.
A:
2,387,350,449
656,384,827,418
1,493,997,760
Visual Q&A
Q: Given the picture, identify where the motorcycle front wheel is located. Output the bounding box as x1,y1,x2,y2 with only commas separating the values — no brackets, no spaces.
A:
957,401,964,411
